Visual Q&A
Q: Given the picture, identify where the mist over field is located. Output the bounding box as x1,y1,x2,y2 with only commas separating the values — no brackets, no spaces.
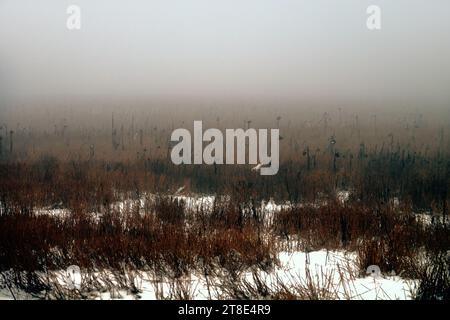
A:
0,1,449,301
1,0,450,108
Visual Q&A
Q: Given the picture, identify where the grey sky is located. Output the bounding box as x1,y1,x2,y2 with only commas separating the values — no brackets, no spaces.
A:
1,0,449,104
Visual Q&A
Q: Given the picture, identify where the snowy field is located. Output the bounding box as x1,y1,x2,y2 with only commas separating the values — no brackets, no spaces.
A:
0,250,417,300
0,192,426,300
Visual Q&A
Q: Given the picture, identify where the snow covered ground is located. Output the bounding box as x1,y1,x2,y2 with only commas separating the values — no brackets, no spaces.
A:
0,250,417,300
1,191,423,300
31,191,447,230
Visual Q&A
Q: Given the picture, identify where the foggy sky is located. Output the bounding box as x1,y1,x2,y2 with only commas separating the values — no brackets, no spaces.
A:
1,0,450,105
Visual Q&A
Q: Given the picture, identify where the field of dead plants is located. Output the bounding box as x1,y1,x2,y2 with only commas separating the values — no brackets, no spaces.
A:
0,103,449,300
